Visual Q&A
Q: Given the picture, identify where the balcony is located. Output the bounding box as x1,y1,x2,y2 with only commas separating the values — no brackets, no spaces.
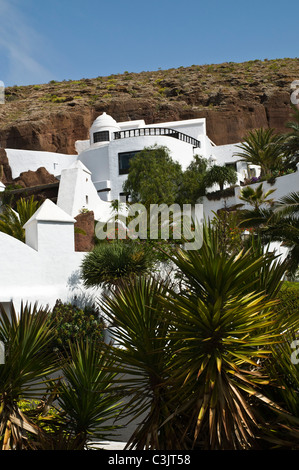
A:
113,127,201,148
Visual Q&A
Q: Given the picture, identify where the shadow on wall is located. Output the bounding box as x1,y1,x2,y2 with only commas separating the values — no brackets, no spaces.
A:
66,269,102,309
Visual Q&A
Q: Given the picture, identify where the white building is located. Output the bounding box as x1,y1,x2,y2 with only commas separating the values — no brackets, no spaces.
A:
2,112,287,314
4,113,250,219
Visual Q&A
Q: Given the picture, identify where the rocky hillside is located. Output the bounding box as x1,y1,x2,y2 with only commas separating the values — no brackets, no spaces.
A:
0,58,299,155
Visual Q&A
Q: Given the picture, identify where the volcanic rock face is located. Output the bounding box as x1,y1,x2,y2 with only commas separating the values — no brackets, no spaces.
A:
0,58,298,154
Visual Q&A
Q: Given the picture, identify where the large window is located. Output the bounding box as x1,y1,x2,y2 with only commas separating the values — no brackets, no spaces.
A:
118,150,139,175
93,131,110,143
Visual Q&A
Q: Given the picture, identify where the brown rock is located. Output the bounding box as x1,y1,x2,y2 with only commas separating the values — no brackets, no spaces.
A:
0,148,12,184
14,166,59,188
74,211,95,252
0,59,298,154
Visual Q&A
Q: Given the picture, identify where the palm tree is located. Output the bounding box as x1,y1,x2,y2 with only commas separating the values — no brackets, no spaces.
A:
0,196,41,242
237,183,276,232
99,223,298,449
205,164,237,191
274,191,299,216
239,183,276,211
234,128,285,178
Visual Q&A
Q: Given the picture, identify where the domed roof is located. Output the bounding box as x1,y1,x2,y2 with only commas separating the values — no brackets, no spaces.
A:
91,112,119,130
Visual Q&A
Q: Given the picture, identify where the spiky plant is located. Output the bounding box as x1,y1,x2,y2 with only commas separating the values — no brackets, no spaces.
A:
81,240,156,289
100,276,180,450
0,303,59,450
56,340,121,450
158,224,292,449
0,196,41,242
234,127,285,178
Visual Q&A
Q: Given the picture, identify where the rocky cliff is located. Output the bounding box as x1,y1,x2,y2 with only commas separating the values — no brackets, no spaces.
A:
0,58,298,156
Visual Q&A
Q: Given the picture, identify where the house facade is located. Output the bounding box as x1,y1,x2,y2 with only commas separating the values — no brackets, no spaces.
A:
1,112,292,314
4,112,252,214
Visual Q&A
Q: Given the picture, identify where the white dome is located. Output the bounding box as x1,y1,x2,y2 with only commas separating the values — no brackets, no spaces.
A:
90,113,121,146
91,113,120,131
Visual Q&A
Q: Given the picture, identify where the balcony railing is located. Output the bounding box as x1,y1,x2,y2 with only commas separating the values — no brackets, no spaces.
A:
113,127,201,148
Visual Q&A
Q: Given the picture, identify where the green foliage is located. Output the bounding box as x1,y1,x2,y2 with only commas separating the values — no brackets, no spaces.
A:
234,128,286,177
272,282,299,318
0,196,41,241
239,183,276,211
0,303,59,449
211,209,245,255
122,145,183,207
56,340,121,449
177,155,209,204
100,276,179,450
48,300,105,354
81,240,156,288
205,164,237,191
99,223,298,450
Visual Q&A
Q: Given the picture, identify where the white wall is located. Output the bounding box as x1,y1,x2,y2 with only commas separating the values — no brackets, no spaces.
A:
202,165,299,220
57,161,119,222
5,149,77,179
0,201,101,311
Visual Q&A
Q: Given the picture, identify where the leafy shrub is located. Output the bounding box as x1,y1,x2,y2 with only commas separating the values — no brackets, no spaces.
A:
48,300,105,354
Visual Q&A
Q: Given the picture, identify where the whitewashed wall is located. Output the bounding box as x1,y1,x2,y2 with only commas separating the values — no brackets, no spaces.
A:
0,200,101,311
5,149,77,179
202,164,299,220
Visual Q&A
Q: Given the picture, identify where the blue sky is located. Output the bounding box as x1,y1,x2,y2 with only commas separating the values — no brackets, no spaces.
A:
0,0,298,87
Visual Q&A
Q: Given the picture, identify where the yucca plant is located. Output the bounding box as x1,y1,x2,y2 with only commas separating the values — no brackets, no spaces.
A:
81,240,156,289
56,340,121,450
100,276,180,450
158,224,294,449
0,302,59,450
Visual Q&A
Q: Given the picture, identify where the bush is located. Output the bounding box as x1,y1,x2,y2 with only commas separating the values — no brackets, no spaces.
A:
48,300,105,354
81,240,156,288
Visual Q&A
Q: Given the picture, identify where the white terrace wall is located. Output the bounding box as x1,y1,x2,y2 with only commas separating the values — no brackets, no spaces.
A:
202,164,299,221
0,199,100,313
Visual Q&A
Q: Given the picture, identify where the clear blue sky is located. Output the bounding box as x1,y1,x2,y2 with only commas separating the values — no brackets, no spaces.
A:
0,0,298,87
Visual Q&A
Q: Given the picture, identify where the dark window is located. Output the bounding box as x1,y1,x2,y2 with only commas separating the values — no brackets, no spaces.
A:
94,130,110,143
118,151,139,175
225,162,237,171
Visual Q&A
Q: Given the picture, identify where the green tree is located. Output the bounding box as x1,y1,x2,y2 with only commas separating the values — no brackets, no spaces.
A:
122,145,183,207
177,155,209,204
100,276,179,450
56,340,121,450
48,300,105,355
234,127,285,178
205,164,237,191
99,224,299,450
